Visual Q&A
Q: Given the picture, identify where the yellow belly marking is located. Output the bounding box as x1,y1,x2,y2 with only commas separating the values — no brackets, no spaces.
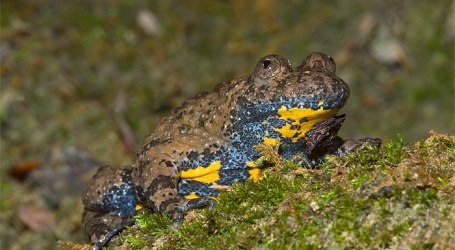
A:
246,161,263,181
179,160,221,183
263,137,279,147
184,192,200,200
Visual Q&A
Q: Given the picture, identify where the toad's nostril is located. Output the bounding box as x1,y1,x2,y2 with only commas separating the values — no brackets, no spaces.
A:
262,59,272,69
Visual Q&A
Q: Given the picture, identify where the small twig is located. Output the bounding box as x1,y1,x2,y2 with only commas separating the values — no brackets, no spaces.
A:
113,91,137,154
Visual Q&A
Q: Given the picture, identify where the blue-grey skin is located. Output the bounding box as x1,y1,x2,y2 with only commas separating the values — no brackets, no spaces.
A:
82,52,356,249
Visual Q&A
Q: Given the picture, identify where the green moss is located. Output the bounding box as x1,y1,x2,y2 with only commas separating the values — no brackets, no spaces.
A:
382,135,408,165
109,133,453,249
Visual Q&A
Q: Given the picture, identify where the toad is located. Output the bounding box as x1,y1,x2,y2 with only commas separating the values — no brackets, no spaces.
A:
82,52,370,249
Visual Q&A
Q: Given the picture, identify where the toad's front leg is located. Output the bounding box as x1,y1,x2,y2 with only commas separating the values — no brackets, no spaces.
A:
305,115,381,160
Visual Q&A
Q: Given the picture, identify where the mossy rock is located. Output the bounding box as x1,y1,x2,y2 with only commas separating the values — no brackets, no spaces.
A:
61,132,454,249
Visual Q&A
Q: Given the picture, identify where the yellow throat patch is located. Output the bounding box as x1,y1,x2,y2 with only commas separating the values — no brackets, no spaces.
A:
273,104,338,143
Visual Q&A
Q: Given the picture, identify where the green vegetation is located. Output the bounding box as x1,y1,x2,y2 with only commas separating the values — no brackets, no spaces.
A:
98,133,453,249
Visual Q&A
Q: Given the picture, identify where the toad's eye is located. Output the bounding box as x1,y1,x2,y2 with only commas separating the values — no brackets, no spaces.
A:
262,59,272,69
301,52,336,73
254,55,292,80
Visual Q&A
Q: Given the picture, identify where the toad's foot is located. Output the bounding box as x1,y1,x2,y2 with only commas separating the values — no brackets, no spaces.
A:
340,137,382,153
82,209,135,250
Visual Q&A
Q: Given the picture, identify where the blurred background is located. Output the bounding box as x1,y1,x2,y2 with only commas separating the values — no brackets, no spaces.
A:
1,0,453,249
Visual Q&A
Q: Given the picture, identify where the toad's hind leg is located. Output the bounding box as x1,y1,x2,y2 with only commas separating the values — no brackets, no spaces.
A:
82,166,137,249
137,153,217,227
